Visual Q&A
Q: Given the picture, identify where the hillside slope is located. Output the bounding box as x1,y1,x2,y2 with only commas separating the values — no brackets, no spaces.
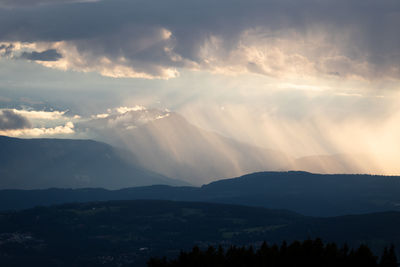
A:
0,200,399,266
2,171,400,216
0,136,185,189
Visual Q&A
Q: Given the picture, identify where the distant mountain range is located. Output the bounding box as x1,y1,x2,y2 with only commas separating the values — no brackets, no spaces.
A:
0,109,388,189
2,171,400,217
81,111,291,185
0,199,399,266
79,109,385,185
0,135,186,189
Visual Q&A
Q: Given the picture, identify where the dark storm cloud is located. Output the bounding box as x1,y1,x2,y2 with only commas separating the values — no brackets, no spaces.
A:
0,0,399,79
20,49,62,61
0,110,31,130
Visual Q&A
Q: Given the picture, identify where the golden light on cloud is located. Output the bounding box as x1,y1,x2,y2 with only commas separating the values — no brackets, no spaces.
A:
0,122,75,137
12,109,67,120
2,22,398,82
0,36,180,79
116,106,146,114
192,27,400,82
37,41,180,79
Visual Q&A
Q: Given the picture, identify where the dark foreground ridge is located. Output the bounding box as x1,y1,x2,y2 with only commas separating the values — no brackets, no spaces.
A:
148,239,398,267
0,199,399,266
2,171,400,216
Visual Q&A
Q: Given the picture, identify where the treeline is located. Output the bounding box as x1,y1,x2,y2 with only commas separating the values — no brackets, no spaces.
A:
148,239,397,267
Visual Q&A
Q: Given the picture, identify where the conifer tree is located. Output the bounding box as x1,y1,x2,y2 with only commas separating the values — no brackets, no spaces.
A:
380,245,398,267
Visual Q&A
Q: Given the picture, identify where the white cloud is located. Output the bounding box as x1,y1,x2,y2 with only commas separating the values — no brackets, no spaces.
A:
94,113,109,119
78,106,171,134
0,121,74,137
0,108,82,138
11,109,67,120
116,105,146,114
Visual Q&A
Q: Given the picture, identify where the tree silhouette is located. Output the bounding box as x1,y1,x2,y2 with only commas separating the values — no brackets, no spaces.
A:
380,245,398,267
148,239,398,267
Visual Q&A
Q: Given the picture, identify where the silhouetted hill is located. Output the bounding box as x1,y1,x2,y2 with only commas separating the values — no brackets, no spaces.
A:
200,171,400,216
0,136,186,189
1,171,400,216
0,199,398,266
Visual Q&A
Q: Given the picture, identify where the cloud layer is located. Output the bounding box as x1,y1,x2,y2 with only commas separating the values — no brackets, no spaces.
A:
0,108,75,137
0,0,398,80
0,109,31,130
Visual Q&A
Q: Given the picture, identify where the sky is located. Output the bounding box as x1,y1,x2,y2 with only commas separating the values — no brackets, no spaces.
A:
0,0,400,173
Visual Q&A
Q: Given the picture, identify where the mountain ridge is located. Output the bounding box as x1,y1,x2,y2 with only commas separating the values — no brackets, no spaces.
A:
1,170,400,217
0,135,186,189
80,109,390,184
81,111,292,185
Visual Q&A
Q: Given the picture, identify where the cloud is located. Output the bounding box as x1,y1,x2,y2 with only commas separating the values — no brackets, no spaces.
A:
20,49,62,61
0,0,398,80
0,108,75,137
0,109,31,130
0,121,74,137
116,105,146,114
11,109,67,120
82,106,170,130
0,108,81,137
